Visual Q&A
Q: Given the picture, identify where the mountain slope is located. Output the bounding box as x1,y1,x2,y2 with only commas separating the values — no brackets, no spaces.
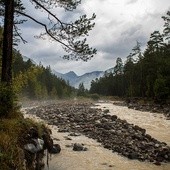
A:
74,71,104,89
53,68,114,89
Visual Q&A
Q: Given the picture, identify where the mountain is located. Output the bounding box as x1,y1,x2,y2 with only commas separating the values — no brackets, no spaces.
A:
63,71,78,84
74,71,104,89
22,55,37,65
53,68,114,89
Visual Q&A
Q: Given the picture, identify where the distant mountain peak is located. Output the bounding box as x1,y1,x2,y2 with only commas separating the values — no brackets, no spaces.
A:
66,71,77,77
53,68,114,89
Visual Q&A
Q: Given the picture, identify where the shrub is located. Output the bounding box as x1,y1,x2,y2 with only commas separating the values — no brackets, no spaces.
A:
0,83,19,118
89,93,100,100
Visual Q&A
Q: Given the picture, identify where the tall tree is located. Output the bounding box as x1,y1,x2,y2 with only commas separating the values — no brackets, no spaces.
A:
77,82,85,96
0,0,15,116
1,0,14,84
114,57,123,75
131,41,143,61
162,11,170,41
89,10,170,101
147,31,164,53
0,0,96,116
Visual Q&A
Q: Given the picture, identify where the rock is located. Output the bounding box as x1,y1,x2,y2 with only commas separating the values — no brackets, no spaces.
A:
69,132,81,136
53,138,60,141
128,152,139,159
73,143,87,151
134,125,146,134
24,127,44,154
24,143,38,154
103,109,109,114
154,161,161,166
125,100,170,119
65,144,73,148
26,101,170,165
64,136,72,140
32,138,44,151
49,144,61,154
58,127,70,132
111,115,117,121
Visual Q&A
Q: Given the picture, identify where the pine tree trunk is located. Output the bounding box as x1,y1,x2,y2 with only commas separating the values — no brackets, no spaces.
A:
1,0,14,84
0,0,15,117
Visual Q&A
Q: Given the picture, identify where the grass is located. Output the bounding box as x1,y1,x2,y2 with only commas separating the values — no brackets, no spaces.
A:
0,111,45,170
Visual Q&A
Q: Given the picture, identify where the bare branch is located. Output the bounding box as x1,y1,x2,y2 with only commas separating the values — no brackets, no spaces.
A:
30,0,81,33
15,10,74,51
14,2,97,61
29,0,81,11
13,24,27,44
31,0,64,29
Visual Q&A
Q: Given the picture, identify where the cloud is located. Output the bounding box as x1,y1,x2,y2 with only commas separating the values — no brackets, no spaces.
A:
17,0,170,75
126,0,139,5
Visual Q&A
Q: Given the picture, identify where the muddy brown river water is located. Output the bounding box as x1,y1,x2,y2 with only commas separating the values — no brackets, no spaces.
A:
24,101,170,170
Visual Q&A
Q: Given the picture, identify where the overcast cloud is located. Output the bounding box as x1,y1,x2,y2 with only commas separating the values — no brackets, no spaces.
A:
17,0,170,75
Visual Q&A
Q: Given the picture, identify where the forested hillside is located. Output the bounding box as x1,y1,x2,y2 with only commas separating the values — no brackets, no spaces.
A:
90,11,170,103
13,51,74,99
0,30,74,99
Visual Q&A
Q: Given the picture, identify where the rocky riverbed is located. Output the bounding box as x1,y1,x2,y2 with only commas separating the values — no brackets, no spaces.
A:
118,99,170,119
25,100,170,166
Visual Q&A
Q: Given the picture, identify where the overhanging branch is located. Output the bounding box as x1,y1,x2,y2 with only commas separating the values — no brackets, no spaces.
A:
15,10,74,51
31,0,64,29
31,0,79,31
13,24,27,44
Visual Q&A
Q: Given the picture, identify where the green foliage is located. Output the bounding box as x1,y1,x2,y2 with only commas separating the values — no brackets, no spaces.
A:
0,0,96,115
147,31,164,52
114,57,123,75
11,0,96,60
89,93,100,100
0,116,46,170
77,83,86,96
0,45,74,101
12,52,74,99
162,11,170,40
0,83,18,118
154,76,169,102
90,10,170,103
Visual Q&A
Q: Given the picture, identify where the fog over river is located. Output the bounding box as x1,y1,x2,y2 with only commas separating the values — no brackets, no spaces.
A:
24,101,170,170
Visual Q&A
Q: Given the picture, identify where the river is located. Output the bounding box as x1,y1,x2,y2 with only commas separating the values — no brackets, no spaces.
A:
24,101,170,170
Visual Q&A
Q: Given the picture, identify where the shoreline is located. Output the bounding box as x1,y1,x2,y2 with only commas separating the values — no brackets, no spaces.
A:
24,100,170,167
110,99,170,120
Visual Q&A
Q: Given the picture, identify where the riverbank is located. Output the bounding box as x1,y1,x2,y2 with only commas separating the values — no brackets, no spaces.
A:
0,113,46,169
0,107,58,170
118,98,170,119
25,100,170,168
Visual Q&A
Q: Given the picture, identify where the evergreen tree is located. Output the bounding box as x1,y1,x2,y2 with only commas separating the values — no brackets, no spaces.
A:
89,11,170,101
77,82,85,96
147,31,164,53
114,57,123,75
0,0,96,116
162,11,170,41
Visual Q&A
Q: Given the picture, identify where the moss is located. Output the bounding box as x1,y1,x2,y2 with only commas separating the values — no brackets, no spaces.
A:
0,112,46,170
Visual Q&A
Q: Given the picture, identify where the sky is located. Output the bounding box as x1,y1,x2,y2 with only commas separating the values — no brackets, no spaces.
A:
17,0,170,76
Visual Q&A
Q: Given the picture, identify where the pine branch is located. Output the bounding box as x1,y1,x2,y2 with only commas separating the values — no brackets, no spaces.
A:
13,24,27,44
15,10,74,51
31,0,64,29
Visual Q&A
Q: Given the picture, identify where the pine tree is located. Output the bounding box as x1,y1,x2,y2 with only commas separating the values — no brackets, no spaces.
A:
0,0,96,116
